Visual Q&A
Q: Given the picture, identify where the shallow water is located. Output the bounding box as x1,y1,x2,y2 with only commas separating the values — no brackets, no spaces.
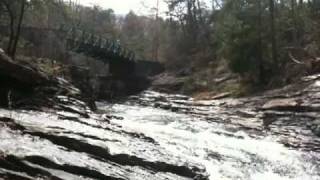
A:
99,91,320,180
0,91,319,180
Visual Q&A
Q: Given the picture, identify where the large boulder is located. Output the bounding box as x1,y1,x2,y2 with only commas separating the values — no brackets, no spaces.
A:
0,51,50,107
0,51,49,86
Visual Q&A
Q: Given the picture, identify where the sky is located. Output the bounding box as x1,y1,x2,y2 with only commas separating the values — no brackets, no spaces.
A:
79,0,168,16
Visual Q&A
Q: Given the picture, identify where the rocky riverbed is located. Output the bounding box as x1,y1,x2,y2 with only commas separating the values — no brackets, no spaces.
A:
1,74,320,179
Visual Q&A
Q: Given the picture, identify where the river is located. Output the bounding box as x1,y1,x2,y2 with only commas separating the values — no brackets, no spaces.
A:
0,91,320,179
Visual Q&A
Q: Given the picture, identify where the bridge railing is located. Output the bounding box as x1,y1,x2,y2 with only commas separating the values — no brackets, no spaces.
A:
62,25,136,62
0,24,137,63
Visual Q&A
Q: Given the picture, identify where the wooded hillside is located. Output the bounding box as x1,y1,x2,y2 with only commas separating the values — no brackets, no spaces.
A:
1,0,320,95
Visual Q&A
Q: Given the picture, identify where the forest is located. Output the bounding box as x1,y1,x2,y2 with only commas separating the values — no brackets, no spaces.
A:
1,0,320,96
0,1,320,180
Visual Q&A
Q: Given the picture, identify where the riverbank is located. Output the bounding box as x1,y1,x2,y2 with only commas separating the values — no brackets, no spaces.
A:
0,51,320,179
150,60,245,98
1,85,320,179
152,73,320,140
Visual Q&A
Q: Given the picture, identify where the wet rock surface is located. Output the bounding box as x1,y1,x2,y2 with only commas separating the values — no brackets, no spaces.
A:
1,74,320,179
0,96,208,180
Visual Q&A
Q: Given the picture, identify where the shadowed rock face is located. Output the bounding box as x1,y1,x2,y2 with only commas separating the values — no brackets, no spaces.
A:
0,51,85,109
0,52,48,107
0,52,49,86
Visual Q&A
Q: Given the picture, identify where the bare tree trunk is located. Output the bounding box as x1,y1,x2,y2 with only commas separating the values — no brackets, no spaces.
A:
11,0,26,59
7,12,14,56
291,0,298,46
152,0,160,61
269,0,278,66
258,0,265,83
299,0,303,7
1,0,26,59
196,0,203,24
1,1,14,57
